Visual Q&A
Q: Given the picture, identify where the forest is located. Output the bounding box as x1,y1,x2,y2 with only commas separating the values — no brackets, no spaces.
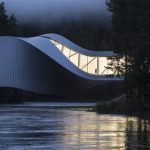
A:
0,1,150,109
96,0,150,113
0,2,113,51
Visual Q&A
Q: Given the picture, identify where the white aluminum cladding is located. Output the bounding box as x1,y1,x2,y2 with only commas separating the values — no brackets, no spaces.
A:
0,34,123,95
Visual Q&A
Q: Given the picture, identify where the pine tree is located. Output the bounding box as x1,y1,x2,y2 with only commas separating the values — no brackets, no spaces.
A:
106,0,150,102
0,2,22,36
8,14,22,36
0,2,9,35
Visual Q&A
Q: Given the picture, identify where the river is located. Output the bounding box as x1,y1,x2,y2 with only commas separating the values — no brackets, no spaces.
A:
0,102,150,150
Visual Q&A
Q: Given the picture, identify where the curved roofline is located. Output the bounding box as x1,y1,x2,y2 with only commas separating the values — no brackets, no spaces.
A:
41,33,116,57
14,36,122,81
0,34,123,81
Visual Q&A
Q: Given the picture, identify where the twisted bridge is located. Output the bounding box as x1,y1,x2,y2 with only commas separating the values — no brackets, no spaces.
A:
0,34,123,96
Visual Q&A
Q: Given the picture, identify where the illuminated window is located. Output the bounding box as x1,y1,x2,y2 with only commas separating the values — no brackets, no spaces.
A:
87,56,97,75
49,39,116,76
62,47,70,58
80,54,88,72
69,50,78,66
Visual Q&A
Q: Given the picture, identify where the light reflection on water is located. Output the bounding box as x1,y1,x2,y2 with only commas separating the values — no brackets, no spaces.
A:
0,103,149,150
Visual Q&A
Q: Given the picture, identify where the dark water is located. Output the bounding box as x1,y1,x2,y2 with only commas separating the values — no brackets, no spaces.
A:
0,103,150,150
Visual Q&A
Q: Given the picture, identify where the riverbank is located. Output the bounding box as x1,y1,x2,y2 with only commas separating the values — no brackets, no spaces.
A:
0,102,95,112
0,87,106,104
94,93,150,119
0,82,124,104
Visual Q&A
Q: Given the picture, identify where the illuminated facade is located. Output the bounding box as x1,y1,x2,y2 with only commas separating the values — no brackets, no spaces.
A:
50,39,113,75
0,34,123,97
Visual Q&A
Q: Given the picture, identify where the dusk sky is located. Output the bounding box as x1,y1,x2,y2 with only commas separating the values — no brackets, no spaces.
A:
1,0,109,24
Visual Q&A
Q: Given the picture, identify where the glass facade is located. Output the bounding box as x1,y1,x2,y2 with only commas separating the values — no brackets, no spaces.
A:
50,39,114,76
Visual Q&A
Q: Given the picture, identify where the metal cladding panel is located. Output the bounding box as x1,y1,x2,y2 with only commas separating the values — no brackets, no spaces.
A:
20,36,123,81
42,33,116,57
0,37,60,94
0,35,123,96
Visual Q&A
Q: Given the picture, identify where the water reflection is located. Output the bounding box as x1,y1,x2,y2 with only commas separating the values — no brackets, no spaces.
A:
0,104,149,150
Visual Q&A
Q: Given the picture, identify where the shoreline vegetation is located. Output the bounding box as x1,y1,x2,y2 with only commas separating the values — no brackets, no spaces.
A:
0,87,150,119
0,87,101,104
94,93,150,119
0,82,124,104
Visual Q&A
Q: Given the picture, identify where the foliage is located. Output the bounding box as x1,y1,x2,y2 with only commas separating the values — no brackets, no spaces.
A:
106,56,125,76
22,19,113,51
0,2,113,51
0,2,22,36
106,0,150,101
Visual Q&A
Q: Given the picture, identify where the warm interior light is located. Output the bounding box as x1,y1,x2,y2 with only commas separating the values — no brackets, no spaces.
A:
50,39,114,76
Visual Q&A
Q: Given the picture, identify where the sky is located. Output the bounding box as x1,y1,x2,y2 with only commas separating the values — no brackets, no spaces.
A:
1,0,109,24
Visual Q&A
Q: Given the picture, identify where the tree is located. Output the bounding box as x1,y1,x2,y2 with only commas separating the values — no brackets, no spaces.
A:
106,0,150,102
0,2,9,35
8,14,22,36
107,55,125,76
0,2,22,36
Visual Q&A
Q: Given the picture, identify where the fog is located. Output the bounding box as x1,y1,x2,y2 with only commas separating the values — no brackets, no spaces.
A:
1,0,109,24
